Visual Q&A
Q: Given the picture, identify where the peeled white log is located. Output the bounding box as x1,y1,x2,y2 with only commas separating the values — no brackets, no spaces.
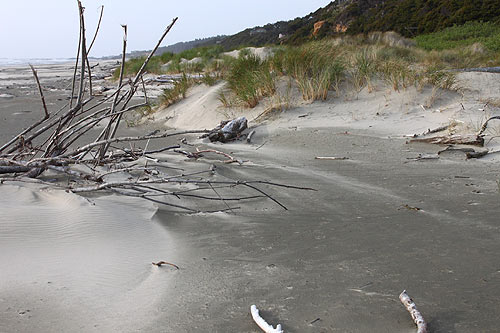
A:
399,290,427,333
250,305,283,333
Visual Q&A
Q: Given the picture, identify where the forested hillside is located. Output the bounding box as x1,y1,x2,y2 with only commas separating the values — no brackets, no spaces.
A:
217,0,500,49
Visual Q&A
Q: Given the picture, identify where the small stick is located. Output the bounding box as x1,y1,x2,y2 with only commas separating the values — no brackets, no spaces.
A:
399,290,427,333
315,156,349,160
244,183,288,210
250,305,283,333
152,261,180,269
247,130,256,143
86,5,104,54
140,75,149,105
29,65,48,118
195,148,240,164
97,24,128,160
70,14,83,109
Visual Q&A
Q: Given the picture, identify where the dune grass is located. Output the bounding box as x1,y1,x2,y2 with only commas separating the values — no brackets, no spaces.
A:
158,73,194,107
224,54,276,108
275,43,345,100
124,23,500,113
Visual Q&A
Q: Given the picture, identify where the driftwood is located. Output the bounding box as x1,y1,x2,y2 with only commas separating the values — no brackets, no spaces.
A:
152,261,180,269
438,146,490,159
247,130,256,143
315,156,349,161
410,134,484,146
203,117,248,143
399,290,427,333
250,305,283,333
407,124,451,138
0,2,315,214
454,66,500,73
478,116,500,137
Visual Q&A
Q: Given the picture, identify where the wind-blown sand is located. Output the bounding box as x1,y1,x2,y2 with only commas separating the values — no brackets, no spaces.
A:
1,63,500,332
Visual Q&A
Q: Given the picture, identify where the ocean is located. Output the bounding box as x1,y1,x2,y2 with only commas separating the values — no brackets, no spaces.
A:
0,58,75,67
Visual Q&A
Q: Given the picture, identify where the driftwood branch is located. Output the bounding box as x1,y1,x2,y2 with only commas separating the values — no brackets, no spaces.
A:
478,116,500,136
29,65,48,118
66,130,210,158
399,290,427,333
247,130,256,143
152,261,180,269
250,305,283,333
0,5,310,216
87,5,104,53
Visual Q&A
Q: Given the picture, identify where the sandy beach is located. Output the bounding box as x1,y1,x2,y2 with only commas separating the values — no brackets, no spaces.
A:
1,61,500,333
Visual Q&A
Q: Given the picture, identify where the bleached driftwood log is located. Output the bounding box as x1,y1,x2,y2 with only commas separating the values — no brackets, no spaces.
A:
399,290,427,333
410,134,484,146
250,305,283,333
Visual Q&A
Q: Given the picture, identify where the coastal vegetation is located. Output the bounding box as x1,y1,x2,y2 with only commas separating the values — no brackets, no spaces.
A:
112,0,500,112
415,21,500,51
203,0,500,49
132,26,499,111
112,45,223,78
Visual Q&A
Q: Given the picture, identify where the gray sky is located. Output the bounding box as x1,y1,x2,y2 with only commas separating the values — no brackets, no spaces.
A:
0,1,331,59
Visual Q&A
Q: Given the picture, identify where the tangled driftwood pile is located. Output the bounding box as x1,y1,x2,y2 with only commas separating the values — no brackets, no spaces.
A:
0,1,312,213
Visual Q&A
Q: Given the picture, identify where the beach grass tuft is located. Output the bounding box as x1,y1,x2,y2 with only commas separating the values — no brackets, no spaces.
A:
158,73,194,107
225,54,276,108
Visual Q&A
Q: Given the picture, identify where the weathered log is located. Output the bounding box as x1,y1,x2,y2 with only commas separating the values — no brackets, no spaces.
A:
410,134,484,146
206,117,248,143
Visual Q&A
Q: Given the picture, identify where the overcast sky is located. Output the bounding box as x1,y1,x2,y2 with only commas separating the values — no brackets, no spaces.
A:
0,1,331,59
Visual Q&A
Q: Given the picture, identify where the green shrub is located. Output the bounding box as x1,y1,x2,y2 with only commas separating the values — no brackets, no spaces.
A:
415,21,500,52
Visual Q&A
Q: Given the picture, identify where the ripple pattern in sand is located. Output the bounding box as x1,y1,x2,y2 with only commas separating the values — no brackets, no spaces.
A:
0,183,180,331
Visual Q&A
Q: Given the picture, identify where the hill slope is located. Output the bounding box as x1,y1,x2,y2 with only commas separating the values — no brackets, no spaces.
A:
217,0,500,49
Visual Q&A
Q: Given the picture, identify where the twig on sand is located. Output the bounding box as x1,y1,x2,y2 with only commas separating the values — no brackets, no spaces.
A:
195,148,242,164
315,156,349,160
250,305,283,333
247,130,256,143
399,290,427,333
407,124,451,138
152,261,180,269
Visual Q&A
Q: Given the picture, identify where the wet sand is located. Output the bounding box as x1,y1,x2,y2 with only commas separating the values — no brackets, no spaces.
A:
1,64,500,332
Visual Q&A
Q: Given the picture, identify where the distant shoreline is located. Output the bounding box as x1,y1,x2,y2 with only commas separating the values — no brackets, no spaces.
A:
0,56,121,67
